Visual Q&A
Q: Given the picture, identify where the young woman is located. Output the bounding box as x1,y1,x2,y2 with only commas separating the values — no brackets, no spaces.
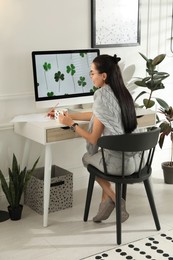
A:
56,54,138,222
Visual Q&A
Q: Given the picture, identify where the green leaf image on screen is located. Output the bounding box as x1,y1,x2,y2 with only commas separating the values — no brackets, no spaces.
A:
54,71,65,82
90,86,97,93
43,62,51,71
66,64,76,76
78,77,86,87
80,52,87,58
47,91,54,97
43,62,52,90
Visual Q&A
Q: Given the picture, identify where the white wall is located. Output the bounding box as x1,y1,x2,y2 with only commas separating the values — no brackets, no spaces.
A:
0,0,173,197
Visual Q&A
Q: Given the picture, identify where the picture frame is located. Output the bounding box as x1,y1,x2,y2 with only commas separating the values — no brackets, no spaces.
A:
91,0,141,48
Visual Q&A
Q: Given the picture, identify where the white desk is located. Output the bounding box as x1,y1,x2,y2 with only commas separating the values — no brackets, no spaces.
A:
14,118,88,227
13,108,155,227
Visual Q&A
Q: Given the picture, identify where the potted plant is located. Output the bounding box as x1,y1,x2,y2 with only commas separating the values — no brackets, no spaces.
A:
134,52,169,111
0,154,39,220
158,103,173,183
134,52,173,183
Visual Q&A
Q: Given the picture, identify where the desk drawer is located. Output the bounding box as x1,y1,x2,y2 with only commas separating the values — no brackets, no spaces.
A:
46,123,88,143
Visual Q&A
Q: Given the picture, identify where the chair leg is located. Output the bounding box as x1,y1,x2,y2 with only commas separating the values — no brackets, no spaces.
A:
144,179,161,230
116,183,122,245
83,174,95,222
122,184,127,200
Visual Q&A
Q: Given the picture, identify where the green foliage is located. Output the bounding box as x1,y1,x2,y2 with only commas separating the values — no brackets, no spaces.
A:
43,62,51,71
66,64,76,76
0,154,39,208
80,52,87,58
135,53,169,109
47,92,54,97
158,103,173,166
90,86,97,93
78,76,86,87
54,71,65,82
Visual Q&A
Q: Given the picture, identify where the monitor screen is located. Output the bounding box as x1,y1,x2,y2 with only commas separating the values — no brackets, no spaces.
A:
31,48,100,109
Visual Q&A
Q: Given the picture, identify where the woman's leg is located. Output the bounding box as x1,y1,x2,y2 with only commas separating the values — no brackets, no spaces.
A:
82,152,129,222
94,177,129,223
96,177,115,202
92,177,115,222
82,152,115,202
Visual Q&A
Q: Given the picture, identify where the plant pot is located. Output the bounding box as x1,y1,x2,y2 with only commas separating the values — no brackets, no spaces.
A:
8,205,23,221
0,210,9,222
162,162,173,184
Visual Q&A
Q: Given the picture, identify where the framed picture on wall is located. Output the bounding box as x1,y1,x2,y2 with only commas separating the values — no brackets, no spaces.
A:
91,0,141,48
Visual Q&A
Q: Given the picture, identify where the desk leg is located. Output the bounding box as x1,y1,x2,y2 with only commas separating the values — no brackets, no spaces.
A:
43,144,52,227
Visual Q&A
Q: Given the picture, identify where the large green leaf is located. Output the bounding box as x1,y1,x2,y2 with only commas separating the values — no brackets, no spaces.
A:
134,91,147,101
135,80,148,87
143,99,155,108
156,98,169,110
159,132,165,148
139,52,149,62
0,170,12,206
152,54,166,66
159,121,171,134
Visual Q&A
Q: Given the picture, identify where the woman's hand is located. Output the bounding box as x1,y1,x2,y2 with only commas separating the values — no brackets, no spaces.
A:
59,113,74,127
47,109,68,120
47,109,55,119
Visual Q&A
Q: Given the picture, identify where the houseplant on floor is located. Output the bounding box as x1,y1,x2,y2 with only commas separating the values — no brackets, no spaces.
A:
0,154,39,220
134,52,173,182
158,104,173,184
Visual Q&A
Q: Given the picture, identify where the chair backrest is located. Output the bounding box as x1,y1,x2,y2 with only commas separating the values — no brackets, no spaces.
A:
98,127,160,152
97,127,160,177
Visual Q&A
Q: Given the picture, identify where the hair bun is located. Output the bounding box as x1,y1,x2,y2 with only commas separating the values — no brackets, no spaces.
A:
113,54,121,64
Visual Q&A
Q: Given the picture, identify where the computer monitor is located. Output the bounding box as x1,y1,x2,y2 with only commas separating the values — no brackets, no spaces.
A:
31,48,100,110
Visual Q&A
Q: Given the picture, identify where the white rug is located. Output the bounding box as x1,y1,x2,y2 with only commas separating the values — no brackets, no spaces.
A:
83,229,173,260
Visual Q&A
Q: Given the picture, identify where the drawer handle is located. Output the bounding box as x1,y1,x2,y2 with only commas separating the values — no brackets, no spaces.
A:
51,181,64,187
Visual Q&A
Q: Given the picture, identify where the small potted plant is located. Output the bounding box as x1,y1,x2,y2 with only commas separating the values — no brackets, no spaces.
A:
0,154,39,220
158,103,173,184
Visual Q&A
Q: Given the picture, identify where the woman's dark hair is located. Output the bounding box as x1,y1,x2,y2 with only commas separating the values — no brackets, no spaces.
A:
93,54,137,133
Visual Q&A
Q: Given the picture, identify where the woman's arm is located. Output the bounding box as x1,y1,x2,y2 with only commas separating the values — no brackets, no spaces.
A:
48,110,92,121
59,114,104,144
69,112,92,121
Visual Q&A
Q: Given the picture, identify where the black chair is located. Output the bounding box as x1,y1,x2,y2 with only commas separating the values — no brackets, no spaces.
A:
83,127,161,245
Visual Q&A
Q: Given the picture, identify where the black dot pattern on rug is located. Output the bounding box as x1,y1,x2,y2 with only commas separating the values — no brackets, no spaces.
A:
92,231,173,260
120,252,127,256
115,247,134,260
166,236,172,240
94,253,109,259
151,246,157,250
146,235,173,259
115,248,122,252
125,234,173,260
102,253,108,257
163,253,170,257
128,244,134,248
148,237,155,241
160,233,173,243
153,240,159,244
